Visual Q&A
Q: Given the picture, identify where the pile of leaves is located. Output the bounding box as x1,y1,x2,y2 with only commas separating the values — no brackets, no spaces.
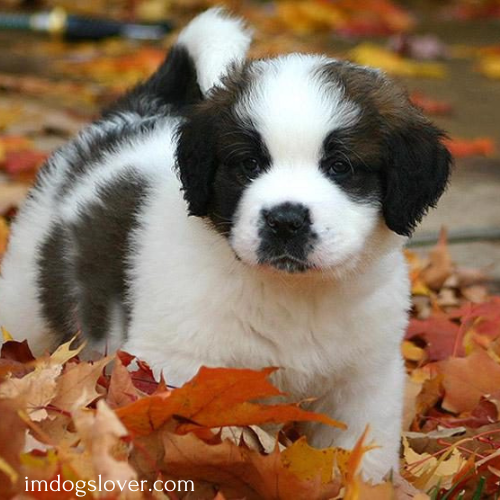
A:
0,336,404,499
0,230,499,499
402,232,500,498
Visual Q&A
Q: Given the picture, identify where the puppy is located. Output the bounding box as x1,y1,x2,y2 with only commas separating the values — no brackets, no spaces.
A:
0,8,451,482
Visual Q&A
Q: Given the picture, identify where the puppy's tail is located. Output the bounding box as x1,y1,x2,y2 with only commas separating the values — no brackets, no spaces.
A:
177,7,252,95
106,8,252,117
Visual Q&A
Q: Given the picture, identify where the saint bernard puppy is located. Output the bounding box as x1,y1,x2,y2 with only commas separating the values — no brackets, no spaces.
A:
0,9,451,481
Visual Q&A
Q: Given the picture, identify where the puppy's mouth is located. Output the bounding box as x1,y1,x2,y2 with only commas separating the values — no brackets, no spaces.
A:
258,253,313,273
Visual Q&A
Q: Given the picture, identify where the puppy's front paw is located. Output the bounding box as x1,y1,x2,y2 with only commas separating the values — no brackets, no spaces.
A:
359,445,399,484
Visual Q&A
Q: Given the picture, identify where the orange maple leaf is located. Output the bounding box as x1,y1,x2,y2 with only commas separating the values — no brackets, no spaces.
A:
116,366,345,436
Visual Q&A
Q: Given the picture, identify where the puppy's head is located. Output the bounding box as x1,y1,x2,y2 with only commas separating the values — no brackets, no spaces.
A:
176,54,452,276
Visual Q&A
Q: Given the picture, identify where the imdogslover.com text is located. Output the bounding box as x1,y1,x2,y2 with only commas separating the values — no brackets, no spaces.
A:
25,475,195,497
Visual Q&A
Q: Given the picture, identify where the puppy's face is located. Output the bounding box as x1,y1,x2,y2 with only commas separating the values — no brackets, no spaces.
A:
177,55,452,275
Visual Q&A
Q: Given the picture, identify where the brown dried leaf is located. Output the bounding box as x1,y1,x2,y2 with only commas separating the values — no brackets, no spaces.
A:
72,400,138,494
106,355,140,409
158,430,341,500
0,363,61,421
51,356,111,413
419,229,453,290
437,349,500,414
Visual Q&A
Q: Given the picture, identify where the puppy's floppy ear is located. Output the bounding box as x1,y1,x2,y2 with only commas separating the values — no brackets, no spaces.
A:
382,117,452,237
175,108,218,216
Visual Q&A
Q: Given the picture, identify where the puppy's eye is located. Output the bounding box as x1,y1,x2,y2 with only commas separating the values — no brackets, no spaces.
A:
323,159,352,178
240,158,261,177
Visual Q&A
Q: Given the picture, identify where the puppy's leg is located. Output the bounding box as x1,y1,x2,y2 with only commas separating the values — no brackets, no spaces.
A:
306,354,404,483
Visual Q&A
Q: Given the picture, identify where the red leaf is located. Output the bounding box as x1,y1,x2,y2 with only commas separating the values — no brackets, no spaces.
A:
1,339,36,363
410,91,452,115
4,150,48,175
448,297,500,338
437,349,500,414
406,317,464,361
443,137,495,158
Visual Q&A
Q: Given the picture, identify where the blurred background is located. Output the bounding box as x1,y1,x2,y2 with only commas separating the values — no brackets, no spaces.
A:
0,0,499,289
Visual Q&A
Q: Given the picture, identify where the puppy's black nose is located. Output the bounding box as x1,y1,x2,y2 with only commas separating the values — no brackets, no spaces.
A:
263,203,310,236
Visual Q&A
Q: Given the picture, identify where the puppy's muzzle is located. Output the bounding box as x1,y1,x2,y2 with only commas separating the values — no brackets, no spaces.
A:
258,203,316,272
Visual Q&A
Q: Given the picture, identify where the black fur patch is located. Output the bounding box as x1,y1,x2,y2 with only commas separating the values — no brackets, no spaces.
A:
36,40,203,344
104,44,202,118
37,171,148,343
382,123,452,236
320,128,383,206
175,64,258,222
38,224,79,342
56,119,161,198
55,44,202,198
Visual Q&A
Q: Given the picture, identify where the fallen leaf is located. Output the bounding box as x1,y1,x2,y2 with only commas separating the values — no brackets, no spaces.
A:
51,356,111,413
437,349,500,414
3,149,48,176
406,317,463,361
0,105,23,131
275,0,414,37
419,228,454,290
0,183,29,216
410,91,453,115
0,362,61,421
49,337,86,366
403,375,423,431
116,367,345,437
402,339,425,362
349,43,447,78
403,436,464,490
281,436,334,483
477,54,500,79
443,136,496,158
0,398,26,496
106,355,140,409
1,338,35,363
356,481,395,499
72,400,138,494
0,217,9,258
157,429,342,500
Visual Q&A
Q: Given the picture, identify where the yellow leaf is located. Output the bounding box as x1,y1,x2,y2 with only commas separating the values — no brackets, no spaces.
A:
281,436,334,483
477,55,500,79
357,481,395,499
0,105,22,131
349,43,447,78
0,217,10,257
0,457,18,484
1,326,13,342
412,280,431,297
20,448,59,470
49,336,86,365
402,340,425,362
403,437,464,490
